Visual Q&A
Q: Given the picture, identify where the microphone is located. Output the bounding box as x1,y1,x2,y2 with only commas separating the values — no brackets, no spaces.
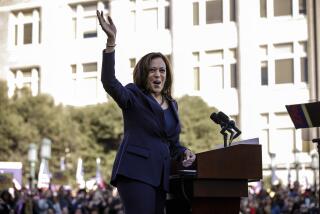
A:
210,111,242,145
210,111,230,127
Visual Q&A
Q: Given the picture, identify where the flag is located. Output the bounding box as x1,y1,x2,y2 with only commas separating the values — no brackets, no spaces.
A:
37,159,51,188
76,158,85,188
96,157,105,188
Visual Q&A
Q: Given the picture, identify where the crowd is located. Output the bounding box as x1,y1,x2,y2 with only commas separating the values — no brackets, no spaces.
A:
0,185,123,214
240,181,319,214
1,180,319,214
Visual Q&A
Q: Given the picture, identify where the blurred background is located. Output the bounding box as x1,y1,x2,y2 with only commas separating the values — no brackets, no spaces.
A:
0,0,319,213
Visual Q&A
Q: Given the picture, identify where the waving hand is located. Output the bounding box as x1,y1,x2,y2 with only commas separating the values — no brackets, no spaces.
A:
96,10,117,45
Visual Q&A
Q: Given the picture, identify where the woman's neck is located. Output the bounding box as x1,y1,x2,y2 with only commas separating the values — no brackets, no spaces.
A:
151,93,161,100
151,93,164,106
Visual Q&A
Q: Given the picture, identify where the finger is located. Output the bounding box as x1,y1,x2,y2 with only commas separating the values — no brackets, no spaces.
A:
183,159,192,165
184,161,192,167
98,11,106,23
97,11,103,24
108,16,114,26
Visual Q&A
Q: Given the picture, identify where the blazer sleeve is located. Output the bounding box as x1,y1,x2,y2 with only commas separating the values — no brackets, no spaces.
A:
101,51,133,109
169,101,187,160
169,137,186,161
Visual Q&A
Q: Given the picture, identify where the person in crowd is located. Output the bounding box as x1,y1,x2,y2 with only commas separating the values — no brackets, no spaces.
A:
96,10,196,214
0,189,14,213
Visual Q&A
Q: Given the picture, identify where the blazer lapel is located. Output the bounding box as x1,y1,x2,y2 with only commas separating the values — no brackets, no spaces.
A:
144,94,166,134
169,100,180,126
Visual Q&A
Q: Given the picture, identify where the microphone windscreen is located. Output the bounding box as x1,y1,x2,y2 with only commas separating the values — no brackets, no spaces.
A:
217,111,230,123
210,112,221,124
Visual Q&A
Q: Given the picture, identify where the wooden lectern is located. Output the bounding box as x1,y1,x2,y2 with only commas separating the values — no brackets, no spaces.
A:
166,139,262,214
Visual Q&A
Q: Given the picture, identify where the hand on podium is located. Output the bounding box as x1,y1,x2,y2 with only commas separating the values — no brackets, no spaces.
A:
182,149,196,167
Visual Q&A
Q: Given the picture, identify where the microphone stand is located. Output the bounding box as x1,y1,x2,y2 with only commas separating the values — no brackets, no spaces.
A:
220,127,228,148
220,123,240,148
228,130,235,147
220,124,234,148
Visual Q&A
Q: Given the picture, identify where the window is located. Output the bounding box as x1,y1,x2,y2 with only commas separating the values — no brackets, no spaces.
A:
192,52,200,91
260,129,270,160
229,49,237,88
261,61,268,85
274,0,292,16
129,11,136,32
192,52,200,63
206,0,223,24
71,3,97,39
298,41,308,83
299,0,306,15
260,112,306,166
83,16,97,38
11,9,40,45
260,113,270,160
129,58,136,69
275,59,294,84
205,50,224,89
207,65,224,89
193,67,200,91
142,8,158,30
165,6,170,29
83,63,97,72
71,62,99,105
260,0,267,17
260,45,268,85
260,42,308,85
71,65,77,74
9,67,40,96
24,23,32,44
193,2,200,25
229,0,236,22
193,0,236,25
300,58,308,82
230,64,237,88
193,48,237,90
129,0,170,31
274,43,294,84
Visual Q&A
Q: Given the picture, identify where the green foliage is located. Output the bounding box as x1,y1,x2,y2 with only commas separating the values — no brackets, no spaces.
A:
69,101,123,142
177,95,223,153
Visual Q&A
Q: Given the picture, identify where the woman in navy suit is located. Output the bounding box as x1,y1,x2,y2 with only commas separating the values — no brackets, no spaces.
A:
97,11,196,214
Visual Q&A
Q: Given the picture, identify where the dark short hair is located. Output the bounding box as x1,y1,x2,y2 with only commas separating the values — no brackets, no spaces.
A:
133,52,173,99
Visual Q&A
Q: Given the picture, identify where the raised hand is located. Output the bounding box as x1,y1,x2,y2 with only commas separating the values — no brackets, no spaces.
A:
96,10,117,45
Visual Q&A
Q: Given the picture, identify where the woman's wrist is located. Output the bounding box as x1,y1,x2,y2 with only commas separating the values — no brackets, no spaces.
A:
105,39,116,53
106,43,116,48
107,38,116,46
104,46,115,53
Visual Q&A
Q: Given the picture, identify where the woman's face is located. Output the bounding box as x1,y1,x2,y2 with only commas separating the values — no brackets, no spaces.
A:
146,57,166,96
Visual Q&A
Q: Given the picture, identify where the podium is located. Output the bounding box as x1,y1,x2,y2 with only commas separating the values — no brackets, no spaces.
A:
166,140,262,214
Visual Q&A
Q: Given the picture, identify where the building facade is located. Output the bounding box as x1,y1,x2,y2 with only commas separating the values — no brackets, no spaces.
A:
0,0,317,186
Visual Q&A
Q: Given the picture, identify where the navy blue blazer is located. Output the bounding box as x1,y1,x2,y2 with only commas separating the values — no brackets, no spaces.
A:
101,51,186,192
